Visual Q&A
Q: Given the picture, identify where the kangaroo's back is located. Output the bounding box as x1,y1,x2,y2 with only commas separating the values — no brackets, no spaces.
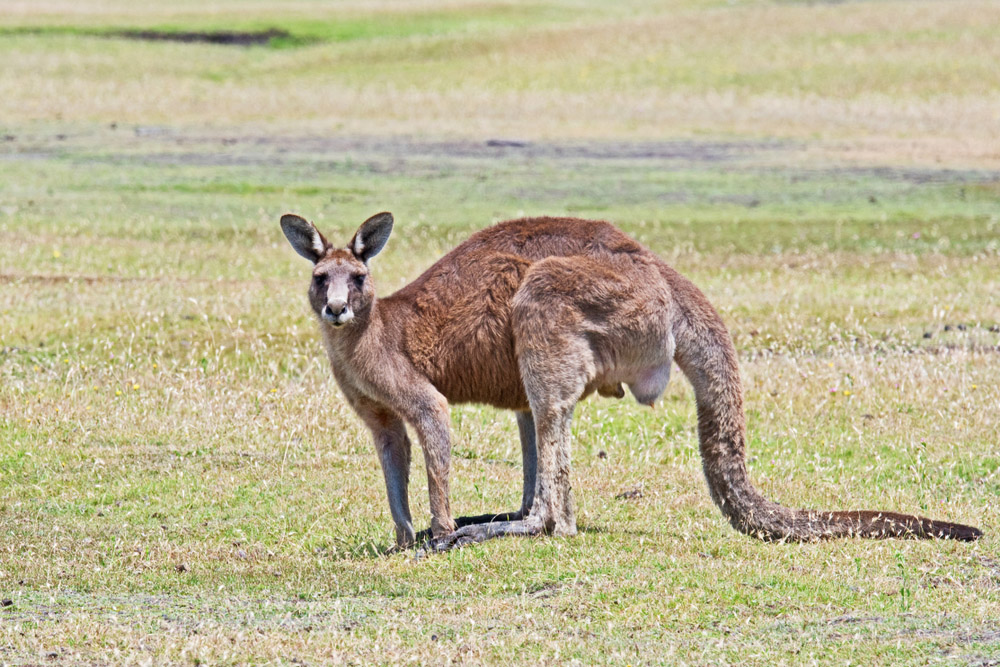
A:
391,217,648,287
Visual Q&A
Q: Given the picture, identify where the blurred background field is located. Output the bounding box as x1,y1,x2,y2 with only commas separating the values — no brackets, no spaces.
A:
1,1,999,664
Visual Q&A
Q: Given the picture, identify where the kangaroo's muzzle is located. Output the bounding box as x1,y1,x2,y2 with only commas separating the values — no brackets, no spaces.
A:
322,300,353,326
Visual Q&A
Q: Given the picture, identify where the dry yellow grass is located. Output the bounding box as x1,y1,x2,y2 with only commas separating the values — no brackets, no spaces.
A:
1,0,999,163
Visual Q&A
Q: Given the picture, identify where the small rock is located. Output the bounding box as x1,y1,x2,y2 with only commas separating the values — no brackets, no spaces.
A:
615,487,643,501
597,450,607,459
175,563,188,573
923,332,933,339
1,598,13,607
486,139,528,148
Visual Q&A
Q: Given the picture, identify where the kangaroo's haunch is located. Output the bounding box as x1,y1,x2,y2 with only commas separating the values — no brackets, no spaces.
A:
280,212,983,550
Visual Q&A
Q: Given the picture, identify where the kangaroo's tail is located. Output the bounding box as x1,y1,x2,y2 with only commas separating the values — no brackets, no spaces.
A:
664,266,982,542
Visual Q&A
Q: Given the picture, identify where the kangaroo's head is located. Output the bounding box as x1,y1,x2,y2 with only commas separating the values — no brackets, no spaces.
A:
280,212,394,329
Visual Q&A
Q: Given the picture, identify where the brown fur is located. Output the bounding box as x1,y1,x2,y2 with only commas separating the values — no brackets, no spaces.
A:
280,212,982,550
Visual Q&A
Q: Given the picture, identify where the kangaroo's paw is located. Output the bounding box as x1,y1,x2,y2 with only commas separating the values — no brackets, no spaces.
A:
416,518,544,556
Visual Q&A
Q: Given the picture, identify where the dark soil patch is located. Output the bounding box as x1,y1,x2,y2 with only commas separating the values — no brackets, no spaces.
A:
243,136,796,163
112,28,290,47
64,131,1000,187
0,26,296,47
45,132,798,169
811,166,1000,186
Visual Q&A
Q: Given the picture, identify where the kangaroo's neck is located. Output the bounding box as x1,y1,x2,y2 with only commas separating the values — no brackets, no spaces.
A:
320,297,385,363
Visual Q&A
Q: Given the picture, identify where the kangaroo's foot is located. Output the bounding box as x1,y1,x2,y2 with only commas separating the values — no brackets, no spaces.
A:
414,510,524,544
417,517,544,555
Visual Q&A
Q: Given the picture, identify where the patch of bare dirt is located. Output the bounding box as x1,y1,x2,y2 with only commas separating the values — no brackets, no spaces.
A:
111,135,796,168
111,28,290,47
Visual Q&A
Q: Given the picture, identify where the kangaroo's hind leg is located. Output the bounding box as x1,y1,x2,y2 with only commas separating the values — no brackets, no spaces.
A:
420,372,581,552
421,265,591,553
515,409,538,518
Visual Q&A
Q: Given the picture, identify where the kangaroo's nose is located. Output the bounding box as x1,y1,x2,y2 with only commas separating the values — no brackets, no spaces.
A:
324,300,348,318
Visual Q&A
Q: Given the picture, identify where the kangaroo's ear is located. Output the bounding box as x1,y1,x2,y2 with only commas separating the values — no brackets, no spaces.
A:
350,212,394,264
280,213,329,263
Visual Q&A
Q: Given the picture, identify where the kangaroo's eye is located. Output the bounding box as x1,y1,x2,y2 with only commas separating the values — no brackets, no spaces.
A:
352,274,366,288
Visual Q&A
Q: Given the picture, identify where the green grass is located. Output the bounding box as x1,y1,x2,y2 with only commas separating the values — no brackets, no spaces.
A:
3,131,998,664
2,0,1000,664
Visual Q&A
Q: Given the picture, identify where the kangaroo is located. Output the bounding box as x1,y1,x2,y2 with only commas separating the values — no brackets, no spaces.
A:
280,212,982,551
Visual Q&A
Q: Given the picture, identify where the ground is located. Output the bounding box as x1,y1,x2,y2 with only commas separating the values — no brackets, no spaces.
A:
1,1,999,665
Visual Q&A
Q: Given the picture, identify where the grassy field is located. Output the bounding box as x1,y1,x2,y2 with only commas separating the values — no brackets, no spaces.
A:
2,1,1000,664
